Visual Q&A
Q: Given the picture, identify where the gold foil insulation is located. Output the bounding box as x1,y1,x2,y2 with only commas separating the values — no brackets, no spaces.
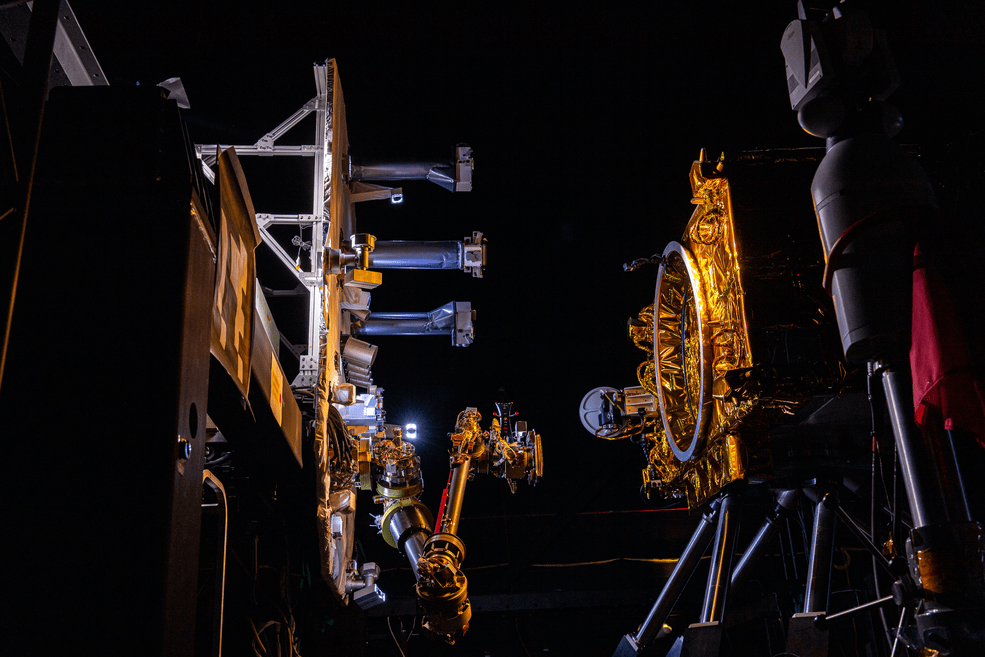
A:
635,153,851,508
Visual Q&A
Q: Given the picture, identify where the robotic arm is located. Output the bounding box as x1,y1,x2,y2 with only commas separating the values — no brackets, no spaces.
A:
416,404,542,642
361,404,542,644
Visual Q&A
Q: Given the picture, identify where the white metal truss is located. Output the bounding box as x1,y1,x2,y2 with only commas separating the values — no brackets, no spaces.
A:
196,60,335,388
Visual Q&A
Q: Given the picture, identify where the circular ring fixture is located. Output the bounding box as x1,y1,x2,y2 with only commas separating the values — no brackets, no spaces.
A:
578,387,628,438
653,241,712,461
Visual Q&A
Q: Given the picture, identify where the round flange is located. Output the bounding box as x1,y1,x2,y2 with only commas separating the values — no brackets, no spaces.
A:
579,387,628,438
653,241,712,461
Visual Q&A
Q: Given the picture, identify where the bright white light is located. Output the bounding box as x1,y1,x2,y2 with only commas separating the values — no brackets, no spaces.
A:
390,192,404,204
405,423,418,439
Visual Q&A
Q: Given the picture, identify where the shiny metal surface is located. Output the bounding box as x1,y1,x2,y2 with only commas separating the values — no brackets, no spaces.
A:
804,493,837,613
634,152,850,508
700,492,742,623
369,240,464,270
882,365,970,529
384,500,432,551
442,459,471,536
404,532,427,577
731,489,800,590
654,241,712,462
357,301,474,346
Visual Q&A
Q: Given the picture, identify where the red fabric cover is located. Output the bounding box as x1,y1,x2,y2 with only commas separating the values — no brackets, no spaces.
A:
911,244,985,446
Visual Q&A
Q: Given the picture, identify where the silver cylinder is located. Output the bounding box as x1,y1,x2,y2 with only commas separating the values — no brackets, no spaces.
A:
700,492,742,623
357,317,449,337
405,532,427,578
351,162,443,181
387,503,433,579
346,374,373,388
731,490,800,591
882,366,970,528
369,241,464,270
343,337,378,368
812,134,936,362
804,493,837,613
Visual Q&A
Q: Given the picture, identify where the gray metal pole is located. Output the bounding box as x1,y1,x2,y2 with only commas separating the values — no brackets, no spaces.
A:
804,493,837,613
700,492,742,623
404,532,427,578
351,162,443,181
731,489,800,591
882,365,970,529
356,317,449,337
633,500,721,646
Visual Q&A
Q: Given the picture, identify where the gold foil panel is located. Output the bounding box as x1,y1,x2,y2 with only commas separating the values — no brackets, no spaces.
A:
635,155,850,507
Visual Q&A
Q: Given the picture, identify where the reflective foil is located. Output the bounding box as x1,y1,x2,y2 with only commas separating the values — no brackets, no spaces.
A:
638,151,857,508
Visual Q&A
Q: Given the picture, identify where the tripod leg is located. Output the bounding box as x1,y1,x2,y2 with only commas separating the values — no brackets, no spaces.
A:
700,491,743,623
731,489,800,592
804,488,838,614
881,364,970,528
613,499,721,656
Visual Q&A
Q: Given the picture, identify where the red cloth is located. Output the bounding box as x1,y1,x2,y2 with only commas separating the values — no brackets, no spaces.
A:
911,244,985,446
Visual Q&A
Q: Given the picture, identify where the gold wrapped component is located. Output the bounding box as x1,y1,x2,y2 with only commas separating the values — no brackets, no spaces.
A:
374,439,423,499
450,407,486,463
914,523,985,600
357,438,373,490
636,151,856,507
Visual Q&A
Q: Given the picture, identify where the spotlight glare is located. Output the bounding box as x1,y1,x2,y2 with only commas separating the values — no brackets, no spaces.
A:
405,423,418,439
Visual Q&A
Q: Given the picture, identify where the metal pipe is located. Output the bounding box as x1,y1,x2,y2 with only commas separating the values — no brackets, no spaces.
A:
405,532,427,578
441,458,471,536
351,162,446,181
369,241,464,270
633,500,720,647
731,489,799,590
804,492,838,613
366,312,430,320
814,594,895,630
356,317,450,337
701,492,742,623
785,516,800,582
882,365,969,528
832,501,896,576
356,303,473,347
385,502,433,578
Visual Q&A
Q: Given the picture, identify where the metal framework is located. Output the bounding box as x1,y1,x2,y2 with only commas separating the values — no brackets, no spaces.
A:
196,60,338,386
